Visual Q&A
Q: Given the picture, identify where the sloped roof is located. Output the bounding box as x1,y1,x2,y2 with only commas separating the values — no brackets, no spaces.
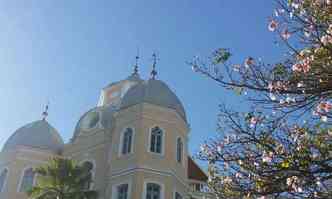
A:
188,157,208,182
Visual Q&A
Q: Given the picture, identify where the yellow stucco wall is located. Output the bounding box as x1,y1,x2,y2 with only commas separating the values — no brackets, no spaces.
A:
0,103,210,199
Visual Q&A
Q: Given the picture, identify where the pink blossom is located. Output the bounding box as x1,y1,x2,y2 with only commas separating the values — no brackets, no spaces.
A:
328,24,332,34
217,143,223,153
292,57,311,73
262,151,273,163
281,29,291,40
321,35,332,45
250,117,258,127
233,64,241,72
291,2,300,9
328,129,332,136
268,20,278,32
287,176,302,192
321,116,328,122
235,172,243,179
268,81,288,92
244,57,254,68
318,101,332,112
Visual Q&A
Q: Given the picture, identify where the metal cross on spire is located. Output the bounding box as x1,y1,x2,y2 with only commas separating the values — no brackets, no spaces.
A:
42,102,49,120
133,48,140,75
150,53,158,79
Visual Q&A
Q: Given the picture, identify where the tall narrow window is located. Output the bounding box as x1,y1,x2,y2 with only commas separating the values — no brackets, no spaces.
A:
117,184,129,199
0,169,8,192
176,138,183,163
146,183,161,199
81,161,94,190
19,168,35,192
122,128,133,155
150,127,163,154
175,192,183,199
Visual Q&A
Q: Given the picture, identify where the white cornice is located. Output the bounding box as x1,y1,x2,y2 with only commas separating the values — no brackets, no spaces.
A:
110,166,189,189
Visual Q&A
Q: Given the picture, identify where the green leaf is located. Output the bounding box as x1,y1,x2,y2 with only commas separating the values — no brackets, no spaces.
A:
213,48,232,64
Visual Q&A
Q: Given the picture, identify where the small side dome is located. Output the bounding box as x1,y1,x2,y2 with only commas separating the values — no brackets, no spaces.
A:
72,106,116,141
2,120,64,153
120,79,187,121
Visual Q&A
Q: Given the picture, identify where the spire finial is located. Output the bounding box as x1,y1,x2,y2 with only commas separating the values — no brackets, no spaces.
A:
150,53,158,79
133,48,139,75
42,102,49,120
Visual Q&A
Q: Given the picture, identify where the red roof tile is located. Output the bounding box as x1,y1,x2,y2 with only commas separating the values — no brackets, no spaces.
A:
188,156,208,182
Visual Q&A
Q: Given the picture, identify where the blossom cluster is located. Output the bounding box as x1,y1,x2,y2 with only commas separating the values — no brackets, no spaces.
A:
313,101,332,121
292,57,312,73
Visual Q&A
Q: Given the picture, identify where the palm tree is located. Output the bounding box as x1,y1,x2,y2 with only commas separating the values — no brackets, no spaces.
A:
27,157,98,199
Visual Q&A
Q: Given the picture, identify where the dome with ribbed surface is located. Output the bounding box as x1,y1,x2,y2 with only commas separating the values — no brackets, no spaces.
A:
2,120,64,153
120,79,187,121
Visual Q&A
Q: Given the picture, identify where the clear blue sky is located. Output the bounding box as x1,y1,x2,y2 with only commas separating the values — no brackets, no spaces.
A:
0,0,284,156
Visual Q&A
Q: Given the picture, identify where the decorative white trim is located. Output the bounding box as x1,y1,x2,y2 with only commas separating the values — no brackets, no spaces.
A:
17,156,48,164
118,127,135,157
147,126,165,156
17,166,36,193
111,179,133,199
0,167,9,192
142,180,165,199
110,167,188,189
16,146,57,156
118,103,190,135
67,140,108,157
79,159,96,190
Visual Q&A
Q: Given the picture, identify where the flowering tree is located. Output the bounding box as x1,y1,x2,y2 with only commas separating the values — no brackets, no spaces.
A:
191,1,332,198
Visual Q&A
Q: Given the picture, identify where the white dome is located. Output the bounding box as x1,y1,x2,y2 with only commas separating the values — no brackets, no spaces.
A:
120,79,187,121
3,120,64,153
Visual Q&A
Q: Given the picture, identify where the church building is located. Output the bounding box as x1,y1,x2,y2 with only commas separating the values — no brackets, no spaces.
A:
0,58,213,199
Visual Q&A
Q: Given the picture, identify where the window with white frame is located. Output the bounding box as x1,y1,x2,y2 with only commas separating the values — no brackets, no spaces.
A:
150,127,163,154
121,128,133,155
176,137,183,163
146,183,161,199
175,192,183,199
19,168,35,192
116,183,129,199
0,168,8,192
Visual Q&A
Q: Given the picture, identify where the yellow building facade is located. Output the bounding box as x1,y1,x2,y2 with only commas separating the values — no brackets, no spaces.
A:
0,70,214,199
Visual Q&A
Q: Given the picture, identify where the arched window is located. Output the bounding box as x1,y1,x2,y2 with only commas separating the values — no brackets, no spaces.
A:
150,127,163,154
81,161,94,190
176,137,183,163
121,128,133,155
146,183,161,199
19,168,35,192
0,168,8,192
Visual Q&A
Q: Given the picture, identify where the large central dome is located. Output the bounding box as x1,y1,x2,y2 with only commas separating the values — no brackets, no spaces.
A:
120,79,187,121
